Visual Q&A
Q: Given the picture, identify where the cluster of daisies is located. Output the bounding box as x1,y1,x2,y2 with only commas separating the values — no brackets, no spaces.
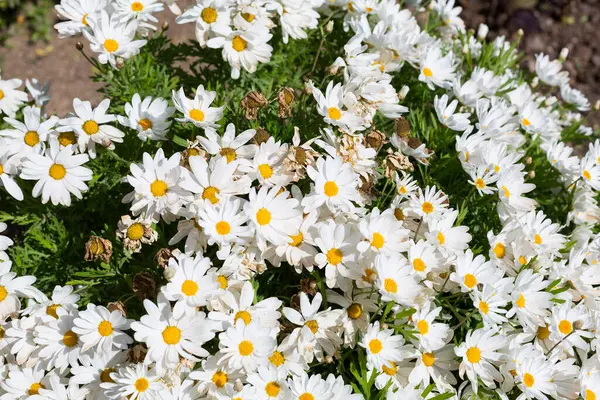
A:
54,0,323,77
1,0,600,399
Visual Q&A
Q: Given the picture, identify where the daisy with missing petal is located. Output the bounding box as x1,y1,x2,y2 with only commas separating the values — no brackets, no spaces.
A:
116,215,158,253
247,137,291,187
101,363,164,399
408,240,443,277
57,98,125,159
356,208,409,255
161,252,221,310
117,94,175,141
197,123,257,164
244,186,302,250
0,139,24,200
450,249,499,293
83,11,147,68
131,293,222,374
70,350,129,398
122,149,192,222
197,196,252,257
180,155,251,208
176,0,232,47
375,254,425,308
217,320,276,373
20,141,92,206
406,186,449,223
419,46,456,90
411,304,452,352
53,0,108,38
360,321,413,370
72,304,133,353
172,85,224,129
0,74,28,117
207,25,273,79
247,365,290,400
327,288,378,347
0,105,58,159
113,0,164,30
22,284,79,319
188,355,244,396
303,156,362,214
455,328,506,391
311,81,366,133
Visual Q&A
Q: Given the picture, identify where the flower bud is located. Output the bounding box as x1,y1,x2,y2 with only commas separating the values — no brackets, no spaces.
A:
559,47,569,62
75,42,84,51
531,77,539,88
477,23,489,40
325,20,334,33
398,85,410,100
528,170,535,179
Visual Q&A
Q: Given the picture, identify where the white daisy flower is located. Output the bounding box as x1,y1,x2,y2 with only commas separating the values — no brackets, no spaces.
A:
187,355,243,396
70,350,129,398
287,372,330,400
360,321,413,370
20,141,92,206
34,311,83,371
197,123,257,164
122,149,192,222
117,94,175,141
72,304,133,353
450,249,499,292
375,254,425,307
113,0,164,31
131,293,222,374
247,365,290,400
455,328,506,391
247,137,291,188
0,222,12,251
101,363,165,399
410,304,452,352
406,186,449,223
0,139,23,200
0,364,57,397
313,220,360,289
172,85,224,129
22,284,79,319
0,105,58,160
217,320,276,373
57,98,125,158
419,46,455,90
83,10,147,68
54,0,108,38
176,0,232,47
311,81,367,133
0,74,29,117
0,259,44,319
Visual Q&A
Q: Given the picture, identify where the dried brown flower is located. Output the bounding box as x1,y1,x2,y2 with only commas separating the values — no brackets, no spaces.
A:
84,236,113,263
365,129,387,152
300,278,318,296
240,91,267,120
107,301,127,317
384,150,413,180
132,272,157,301
277,87,296,118
252,128,270,145
155,248,173,269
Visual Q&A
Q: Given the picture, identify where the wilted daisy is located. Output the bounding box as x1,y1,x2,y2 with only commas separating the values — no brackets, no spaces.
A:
58,98,125,158
117,94,175,141
172,85,224,129
20,141,92,206
116,215,158,252
83,10,147,68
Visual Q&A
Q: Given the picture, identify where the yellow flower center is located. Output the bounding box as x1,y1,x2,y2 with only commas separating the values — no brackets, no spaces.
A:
475,178,485,189
537,326,550,340
347,303,362,319
127,223,145,240
479,301,489,315
384,278,397,293
0,164,3,175
242,12,255,22
394,208,404,221
327,107,342,120
135,378,149,392
382,361,397,375
323,180,339,197
522,117,531,127
417,320,429,335
58,131,77,146
422,352,435,367
49,164,67,180
162,326,182,345
138,118,153,130
421,201,434,214
256,208,272,226
586,390,596,400
181,280,199,296
265,382,281,397
220,147,237,163
234,310,252,325
299,394,315,400
423,67,433,77
24,131,40,147
583,170,592,180
0,286,7,301
201,7,218,23
413,258,426,272
289,232,304,246
494,243,505,258
326,248,343,265
81,13,88,25
238,340,254,356
212,371,228,387
516,293,526,308
436,231,445,244
29,383,45,395
189,108,205,121
466,347,481,363
369,338,383,354
519,255,528,265
217,275,228,289
131,1,144,11
103,39,119,53
215,221,231,235
305,319,318,334
534,234,543,245
558,319,573,335
232,35,247,52
463,274,478,289
62,330,78,347
98,320,114,336
269,351,285,367
82,120,99,135
150,180,168,197
46,304,59,318
258,163,273,179
501,185,511,198
0,90,4,100
523,372,535,388
202,186,220,204
371,232,384,249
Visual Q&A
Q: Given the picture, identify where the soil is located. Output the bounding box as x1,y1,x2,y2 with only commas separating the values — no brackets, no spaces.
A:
0,0,598,127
